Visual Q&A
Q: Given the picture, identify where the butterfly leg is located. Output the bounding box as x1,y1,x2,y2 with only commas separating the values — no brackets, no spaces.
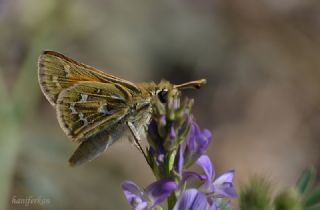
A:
127,121,150,166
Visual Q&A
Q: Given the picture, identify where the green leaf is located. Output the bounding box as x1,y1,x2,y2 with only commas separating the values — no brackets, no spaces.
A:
304,186,320,207
167,192,177,210
296,167,316,194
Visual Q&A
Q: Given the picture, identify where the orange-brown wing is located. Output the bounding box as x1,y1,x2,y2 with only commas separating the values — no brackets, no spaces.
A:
38,50,140,106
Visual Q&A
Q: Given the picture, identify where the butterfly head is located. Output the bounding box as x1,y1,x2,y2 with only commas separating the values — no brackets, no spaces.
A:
154,79,207,104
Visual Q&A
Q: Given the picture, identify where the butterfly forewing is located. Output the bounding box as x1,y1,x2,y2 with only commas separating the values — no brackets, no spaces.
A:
38,50,140,106
56,81,131,142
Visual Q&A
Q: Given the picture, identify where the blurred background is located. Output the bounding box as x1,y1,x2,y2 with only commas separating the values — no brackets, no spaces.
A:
1,0,320,209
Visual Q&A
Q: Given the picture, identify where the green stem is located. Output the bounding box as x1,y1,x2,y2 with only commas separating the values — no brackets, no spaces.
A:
167,193,177,210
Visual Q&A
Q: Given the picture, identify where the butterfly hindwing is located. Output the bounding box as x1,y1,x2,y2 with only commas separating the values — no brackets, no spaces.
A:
56,81,131,142
68,115,131,166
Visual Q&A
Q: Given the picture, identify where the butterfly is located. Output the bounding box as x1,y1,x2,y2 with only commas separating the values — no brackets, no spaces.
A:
38,50,206,166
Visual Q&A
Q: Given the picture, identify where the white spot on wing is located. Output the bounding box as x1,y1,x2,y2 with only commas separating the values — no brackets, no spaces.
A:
96,89,101,94
110,94,125,101
80,94,88,102
98,104,111,115
69,102,77,114
78,112,88,126
64,64,71,76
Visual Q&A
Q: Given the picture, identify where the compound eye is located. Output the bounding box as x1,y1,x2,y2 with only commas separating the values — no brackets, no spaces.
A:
157,89,168,103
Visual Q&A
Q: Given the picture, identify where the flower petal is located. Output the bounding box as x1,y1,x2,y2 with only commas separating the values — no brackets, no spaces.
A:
174,145,184,175
214,170,234,184
169,125,176,140
182,171,206,185
133,202,148,210
213,170,237,197
202,129,212,140
193,123,201,135
198,131,211,151
210,203,218,210
186,126,196,151
196,155,214,185
184,122,213,166
160,115,166,126
122,181,144,205
145,179,177,205
173,189,210,210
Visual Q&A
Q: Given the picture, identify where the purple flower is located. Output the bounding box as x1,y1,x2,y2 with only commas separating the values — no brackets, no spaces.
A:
169,125,176,140
173,189,211,210
169,97,179,110
174,156,236,210
122,179,177,210
196,155,237,198
149,146,165,164
159,115,167,126
147,120,165,165
184,122,212,166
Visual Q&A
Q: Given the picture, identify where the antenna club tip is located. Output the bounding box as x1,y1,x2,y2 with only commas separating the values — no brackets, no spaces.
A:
195,79,207,89
174,78,208,90
199,79,207,84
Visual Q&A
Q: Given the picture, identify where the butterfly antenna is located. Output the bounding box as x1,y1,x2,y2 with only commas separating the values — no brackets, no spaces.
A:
174,79,207,90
